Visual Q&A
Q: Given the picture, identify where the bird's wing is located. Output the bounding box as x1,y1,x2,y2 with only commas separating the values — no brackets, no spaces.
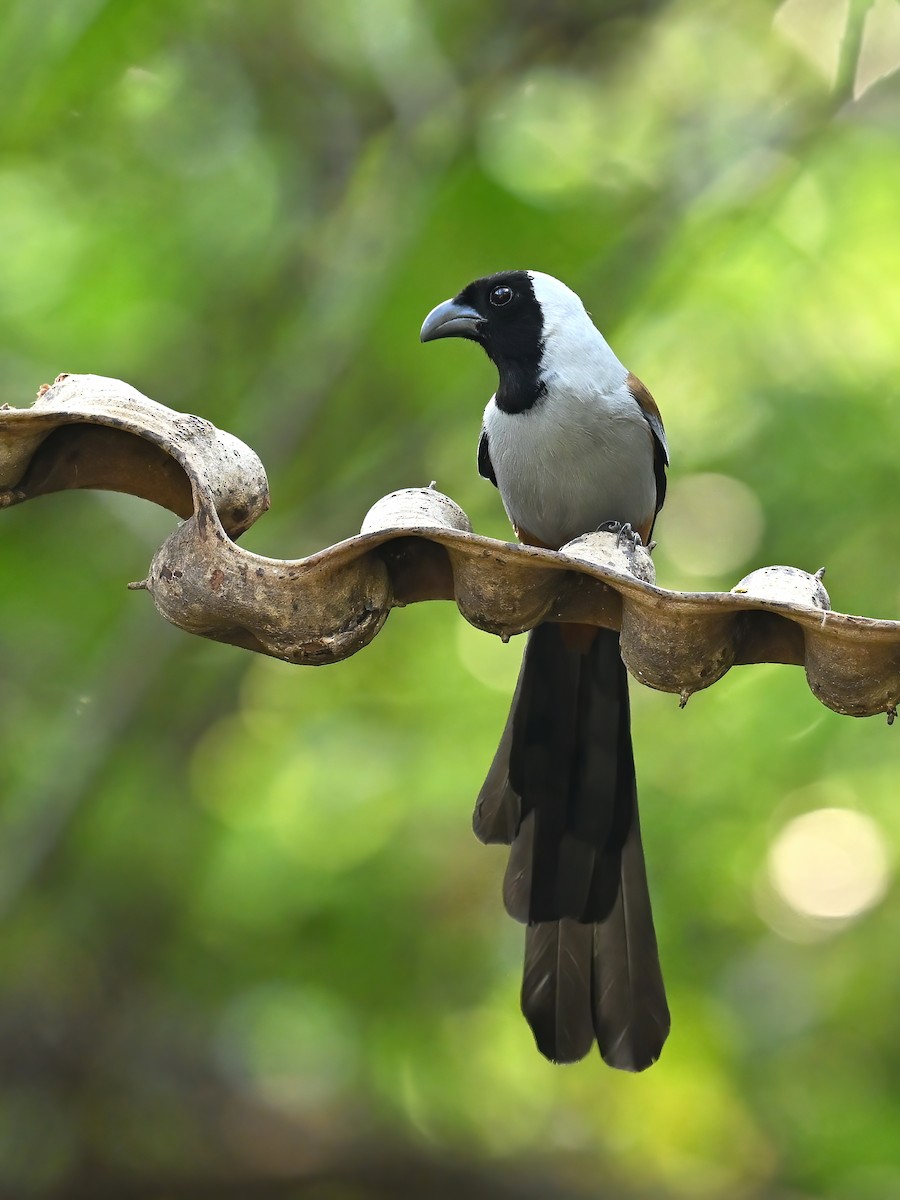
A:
477,427,497,487
626,371,668,514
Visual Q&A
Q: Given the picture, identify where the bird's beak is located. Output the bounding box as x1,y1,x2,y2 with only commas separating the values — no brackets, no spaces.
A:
419,298,483,343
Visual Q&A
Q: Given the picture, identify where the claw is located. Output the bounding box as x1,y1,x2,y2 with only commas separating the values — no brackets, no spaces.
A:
594,519,643,550
617,522,643,551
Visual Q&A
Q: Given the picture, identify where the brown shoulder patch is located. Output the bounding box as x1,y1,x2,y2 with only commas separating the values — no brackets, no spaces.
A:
626,372,666,455
626,371,668,522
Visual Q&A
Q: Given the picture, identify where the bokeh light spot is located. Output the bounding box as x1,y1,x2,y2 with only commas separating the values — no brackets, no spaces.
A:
216,983,357,1113
774,0,849,85
768,807,890,923
265,736,401,870
775,172,830,254
117,50,257,176
455,621,521,693
659,473,764,580
477,71,604,202
0,170,80,319
855,0,900,98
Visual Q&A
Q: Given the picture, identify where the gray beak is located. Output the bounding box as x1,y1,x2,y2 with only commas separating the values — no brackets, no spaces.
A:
420,298,483,342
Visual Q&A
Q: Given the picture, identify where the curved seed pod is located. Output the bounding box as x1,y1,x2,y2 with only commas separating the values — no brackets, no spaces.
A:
1,374,897,715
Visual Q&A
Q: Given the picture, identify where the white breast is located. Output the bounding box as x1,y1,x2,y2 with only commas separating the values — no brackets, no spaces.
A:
483,380,657,547
480,272,659,546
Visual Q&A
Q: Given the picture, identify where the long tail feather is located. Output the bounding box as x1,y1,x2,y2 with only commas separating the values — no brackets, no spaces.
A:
478,623,669,1069
591,805,670,1070
473,657,525,846
521,919,595,1064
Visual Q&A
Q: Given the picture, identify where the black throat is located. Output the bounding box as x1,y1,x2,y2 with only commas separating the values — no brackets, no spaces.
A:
493,356,547,414
455,270,547,414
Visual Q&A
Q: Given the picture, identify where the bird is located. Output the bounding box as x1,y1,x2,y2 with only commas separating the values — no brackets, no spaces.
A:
420,270,670,1070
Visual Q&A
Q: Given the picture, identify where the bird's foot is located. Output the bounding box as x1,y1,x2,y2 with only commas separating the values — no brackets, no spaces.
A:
595,520,643,550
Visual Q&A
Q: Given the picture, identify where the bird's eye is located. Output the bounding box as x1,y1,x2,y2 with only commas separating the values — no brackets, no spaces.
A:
490,285,513,307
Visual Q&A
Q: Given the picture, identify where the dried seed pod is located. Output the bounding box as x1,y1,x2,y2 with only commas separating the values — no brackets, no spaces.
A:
361,486,473,535
1,374,898,717
732,565,831,611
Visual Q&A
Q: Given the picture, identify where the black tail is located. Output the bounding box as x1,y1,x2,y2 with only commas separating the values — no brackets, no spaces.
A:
474,624,669,1070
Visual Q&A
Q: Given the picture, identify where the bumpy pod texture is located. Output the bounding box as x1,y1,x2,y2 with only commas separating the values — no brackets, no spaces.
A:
2,374,898,718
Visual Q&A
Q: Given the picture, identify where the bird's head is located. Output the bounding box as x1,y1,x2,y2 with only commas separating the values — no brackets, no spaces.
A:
420,270,610,413
419,269,544,360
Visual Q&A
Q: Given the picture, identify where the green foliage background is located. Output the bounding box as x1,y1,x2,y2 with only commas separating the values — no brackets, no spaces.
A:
1,1,899,1196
